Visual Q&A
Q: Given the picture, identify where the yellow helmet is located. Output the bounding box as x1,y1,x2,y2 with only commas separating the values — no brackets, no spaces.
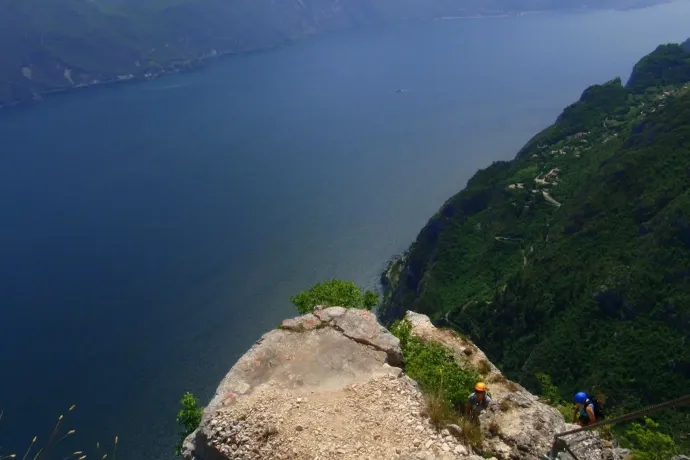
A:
475,382,488,392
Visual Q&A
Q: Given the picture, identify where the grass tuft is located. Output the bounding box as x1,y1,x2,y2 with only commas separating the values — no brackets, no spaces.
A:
499,398,517,412
457,418,483,450
506,381,520,393
259,425,278,442
489,374,507,384
424,389,457,429
477,360,491,375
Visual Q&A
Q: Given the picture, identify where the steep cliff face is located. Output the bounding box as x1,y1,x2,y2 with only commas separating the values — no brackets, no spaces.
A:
183,307,618,460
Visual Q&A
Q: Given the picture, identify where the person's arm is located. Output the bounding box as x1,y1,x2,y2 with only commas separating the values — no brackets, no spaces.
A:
586,405,596,425
572,407,579,423
465,402,471,417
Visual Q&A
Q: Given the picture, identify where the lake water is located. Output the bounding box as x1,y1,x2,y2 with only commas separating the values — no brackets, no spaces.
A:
1,2,689,458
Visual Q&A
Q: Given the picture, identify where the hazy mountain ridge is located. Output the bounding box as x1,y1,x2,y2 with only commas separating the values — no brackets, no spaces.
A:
0,0,671,106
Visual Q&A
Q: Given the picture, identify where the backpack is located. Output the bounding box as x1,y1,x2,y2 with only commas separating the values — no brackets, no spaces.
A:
587,394,605,420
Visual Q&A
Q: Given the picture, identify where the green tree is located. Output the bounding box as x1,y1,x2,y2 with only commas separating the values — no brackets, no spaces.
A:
175,392,204,455
535,373,570,420
535,373,563,404
290,279,378,314
624,417,679,460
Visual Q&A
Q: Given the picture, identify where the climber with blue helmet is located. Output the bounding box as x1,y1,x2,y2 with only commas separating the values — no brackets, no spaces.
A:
572,392,597,426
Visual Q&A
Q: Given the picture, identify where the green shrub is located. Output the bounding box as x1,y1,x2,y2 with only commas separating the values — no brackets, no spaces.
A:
535,373,563,405
175,392,204,456
290,279,378,314
623,417,679,460
391,319,483,445
535,373,570,421
390,319,480,410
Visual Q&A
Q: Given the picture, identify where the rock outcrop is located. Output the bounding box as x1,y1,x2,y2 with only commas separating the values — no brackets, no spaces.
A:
183,308,619,460
405,312,616,460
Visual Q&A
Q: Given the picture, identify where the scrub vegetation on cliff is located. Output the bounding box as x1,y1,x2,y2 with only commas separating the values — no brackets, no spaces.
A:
290,279,378,315
176,392,204,455
391,319,481,436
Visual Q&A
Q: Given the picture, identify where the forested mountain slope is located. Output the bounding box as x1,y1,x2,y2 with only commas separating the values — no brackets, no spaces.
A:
381,42,690,447
0,0,670,106
626,44,690,92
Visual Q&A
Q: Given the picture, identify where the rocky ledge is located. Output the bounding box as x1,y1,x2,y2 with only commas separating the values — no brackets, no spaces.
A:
183,308,621,460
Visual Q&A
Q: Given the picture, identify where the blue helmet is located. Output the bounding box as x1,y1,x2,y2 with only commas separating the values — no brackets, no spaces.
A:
574,392,588,403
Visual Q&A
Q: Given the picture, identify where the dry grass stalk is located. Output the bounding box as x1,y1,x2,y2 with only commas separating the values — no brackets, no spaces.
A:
424,390,458,429
56,431,75,444
21,437,38,460
1,404,118,460
456,417,483,449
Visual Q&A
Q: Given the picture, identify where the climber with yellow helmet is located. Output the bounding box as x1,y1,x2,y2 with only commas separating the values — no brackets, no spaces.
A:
465,382,492,419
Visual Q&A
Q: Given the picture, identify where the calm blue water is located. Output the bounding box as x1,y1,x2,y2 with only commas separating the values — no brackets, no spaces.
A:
1,2,689,458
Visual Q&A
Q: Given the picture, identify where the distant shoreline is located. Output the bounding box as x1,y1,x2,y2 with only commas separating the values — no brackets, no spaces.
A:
0,41,289,111
0,1,676,112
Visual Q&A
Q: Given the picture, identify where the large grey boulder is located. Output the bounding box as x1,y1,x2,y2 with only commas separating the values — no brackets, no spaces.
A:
183,307,431,460
314,306,403,365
